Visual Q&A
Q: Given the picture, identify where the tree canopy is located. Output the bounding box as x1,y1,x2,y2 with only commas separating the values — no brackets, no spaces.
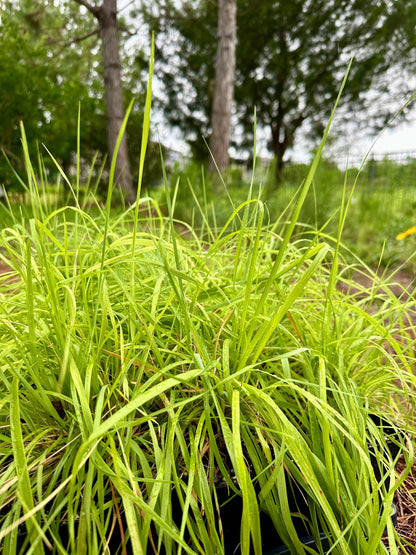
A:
0,0,157,195
2,0,416,187
146,0,416,175
0,0,107,187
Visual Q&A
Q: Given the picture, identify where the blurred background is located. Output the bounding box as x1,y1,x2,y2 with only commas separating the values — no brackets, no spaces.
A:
2,0,416,270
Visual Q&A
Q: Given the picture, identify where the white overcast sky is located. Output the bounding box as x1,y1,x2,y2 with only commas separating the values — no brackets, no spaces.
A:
290,117,416,165
367,122,416,154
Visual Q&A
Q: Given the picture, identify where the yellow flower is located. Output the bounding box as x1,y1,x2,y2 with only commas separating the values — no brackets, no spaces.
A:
396,226,416,240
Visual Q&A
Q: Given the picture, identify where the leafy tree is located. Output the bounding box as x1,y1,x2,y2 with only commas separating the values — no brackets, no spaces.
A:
0,0,107,189
143,1,217,161
145,0,416,178
235,0,416,176
0,0,157,199
0,0,109,192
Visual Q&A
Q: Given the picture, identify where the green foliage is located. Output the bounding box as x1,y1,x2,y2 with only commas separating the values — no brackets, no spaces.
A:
0,0,158,197
168,153,416,274
1,13,416,553
144,0,218,161
0,0,108,190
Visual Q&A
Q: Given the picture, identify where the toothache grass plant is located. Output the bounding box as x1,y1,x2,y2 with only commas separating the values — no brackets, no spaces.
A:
0,58,415,554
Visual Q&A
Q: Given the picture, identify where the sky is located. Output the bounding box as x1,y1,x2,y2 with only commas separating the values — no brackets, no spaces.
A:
154,108,416,168
368,122,416,155
286,108,416,167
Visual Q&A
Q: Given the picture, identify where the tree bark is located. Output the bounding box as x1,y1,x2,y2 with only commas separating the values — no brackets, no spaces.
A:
271,109,304,184
271,124,288,183
74,0,135,203
208,0,237,174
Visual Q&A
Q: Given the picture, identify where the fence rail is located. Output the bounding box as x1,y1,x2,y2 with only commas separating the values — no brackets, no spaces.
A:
331,150,416,169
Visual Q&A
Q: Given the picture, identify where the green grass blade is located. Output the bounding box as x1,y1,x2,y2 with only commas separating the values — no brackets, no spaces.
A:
10,378,45,555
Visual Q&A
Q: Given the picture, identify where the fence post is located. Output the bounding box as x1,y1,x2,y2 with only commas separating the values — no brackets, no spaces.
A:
369,154,376,187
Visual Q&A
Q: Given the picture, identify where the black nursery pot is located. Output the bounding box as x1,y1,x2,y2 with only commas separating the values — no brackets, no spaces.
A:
216,480,329,554
261,414,403,555
263,533,331,555
220,491,397,555
368,413,406,482
217,413,404,555
263,505,397,555
4,495,398,555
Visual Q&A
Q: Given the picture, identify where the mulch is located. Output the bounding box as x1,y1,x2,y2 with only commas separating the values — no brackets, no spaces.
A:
381,456,416,554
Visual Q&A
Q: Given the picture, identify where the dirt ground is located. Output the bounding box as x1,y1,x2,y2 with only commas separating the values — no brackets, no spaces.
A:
388,457,416,554
338,267,415,302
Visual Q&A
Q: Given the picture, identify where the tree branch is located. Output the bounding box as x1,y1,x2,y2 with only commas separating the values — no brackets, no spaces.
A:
118,22,135,37
72,0,100,16
47,28,100,48
0,144,22,164
71,27,101,43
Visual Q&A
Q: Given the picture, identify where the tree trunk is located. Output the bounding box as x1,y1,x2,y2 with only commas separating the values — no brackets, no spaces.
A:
271,111,304,184
74,0,135,203
271,124,288,184
208,0,237,174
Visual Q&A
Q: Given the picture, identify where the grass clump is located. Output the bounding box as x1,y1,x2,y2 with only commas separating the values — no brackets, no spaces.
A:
0,156,415,555
1,74,416,555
